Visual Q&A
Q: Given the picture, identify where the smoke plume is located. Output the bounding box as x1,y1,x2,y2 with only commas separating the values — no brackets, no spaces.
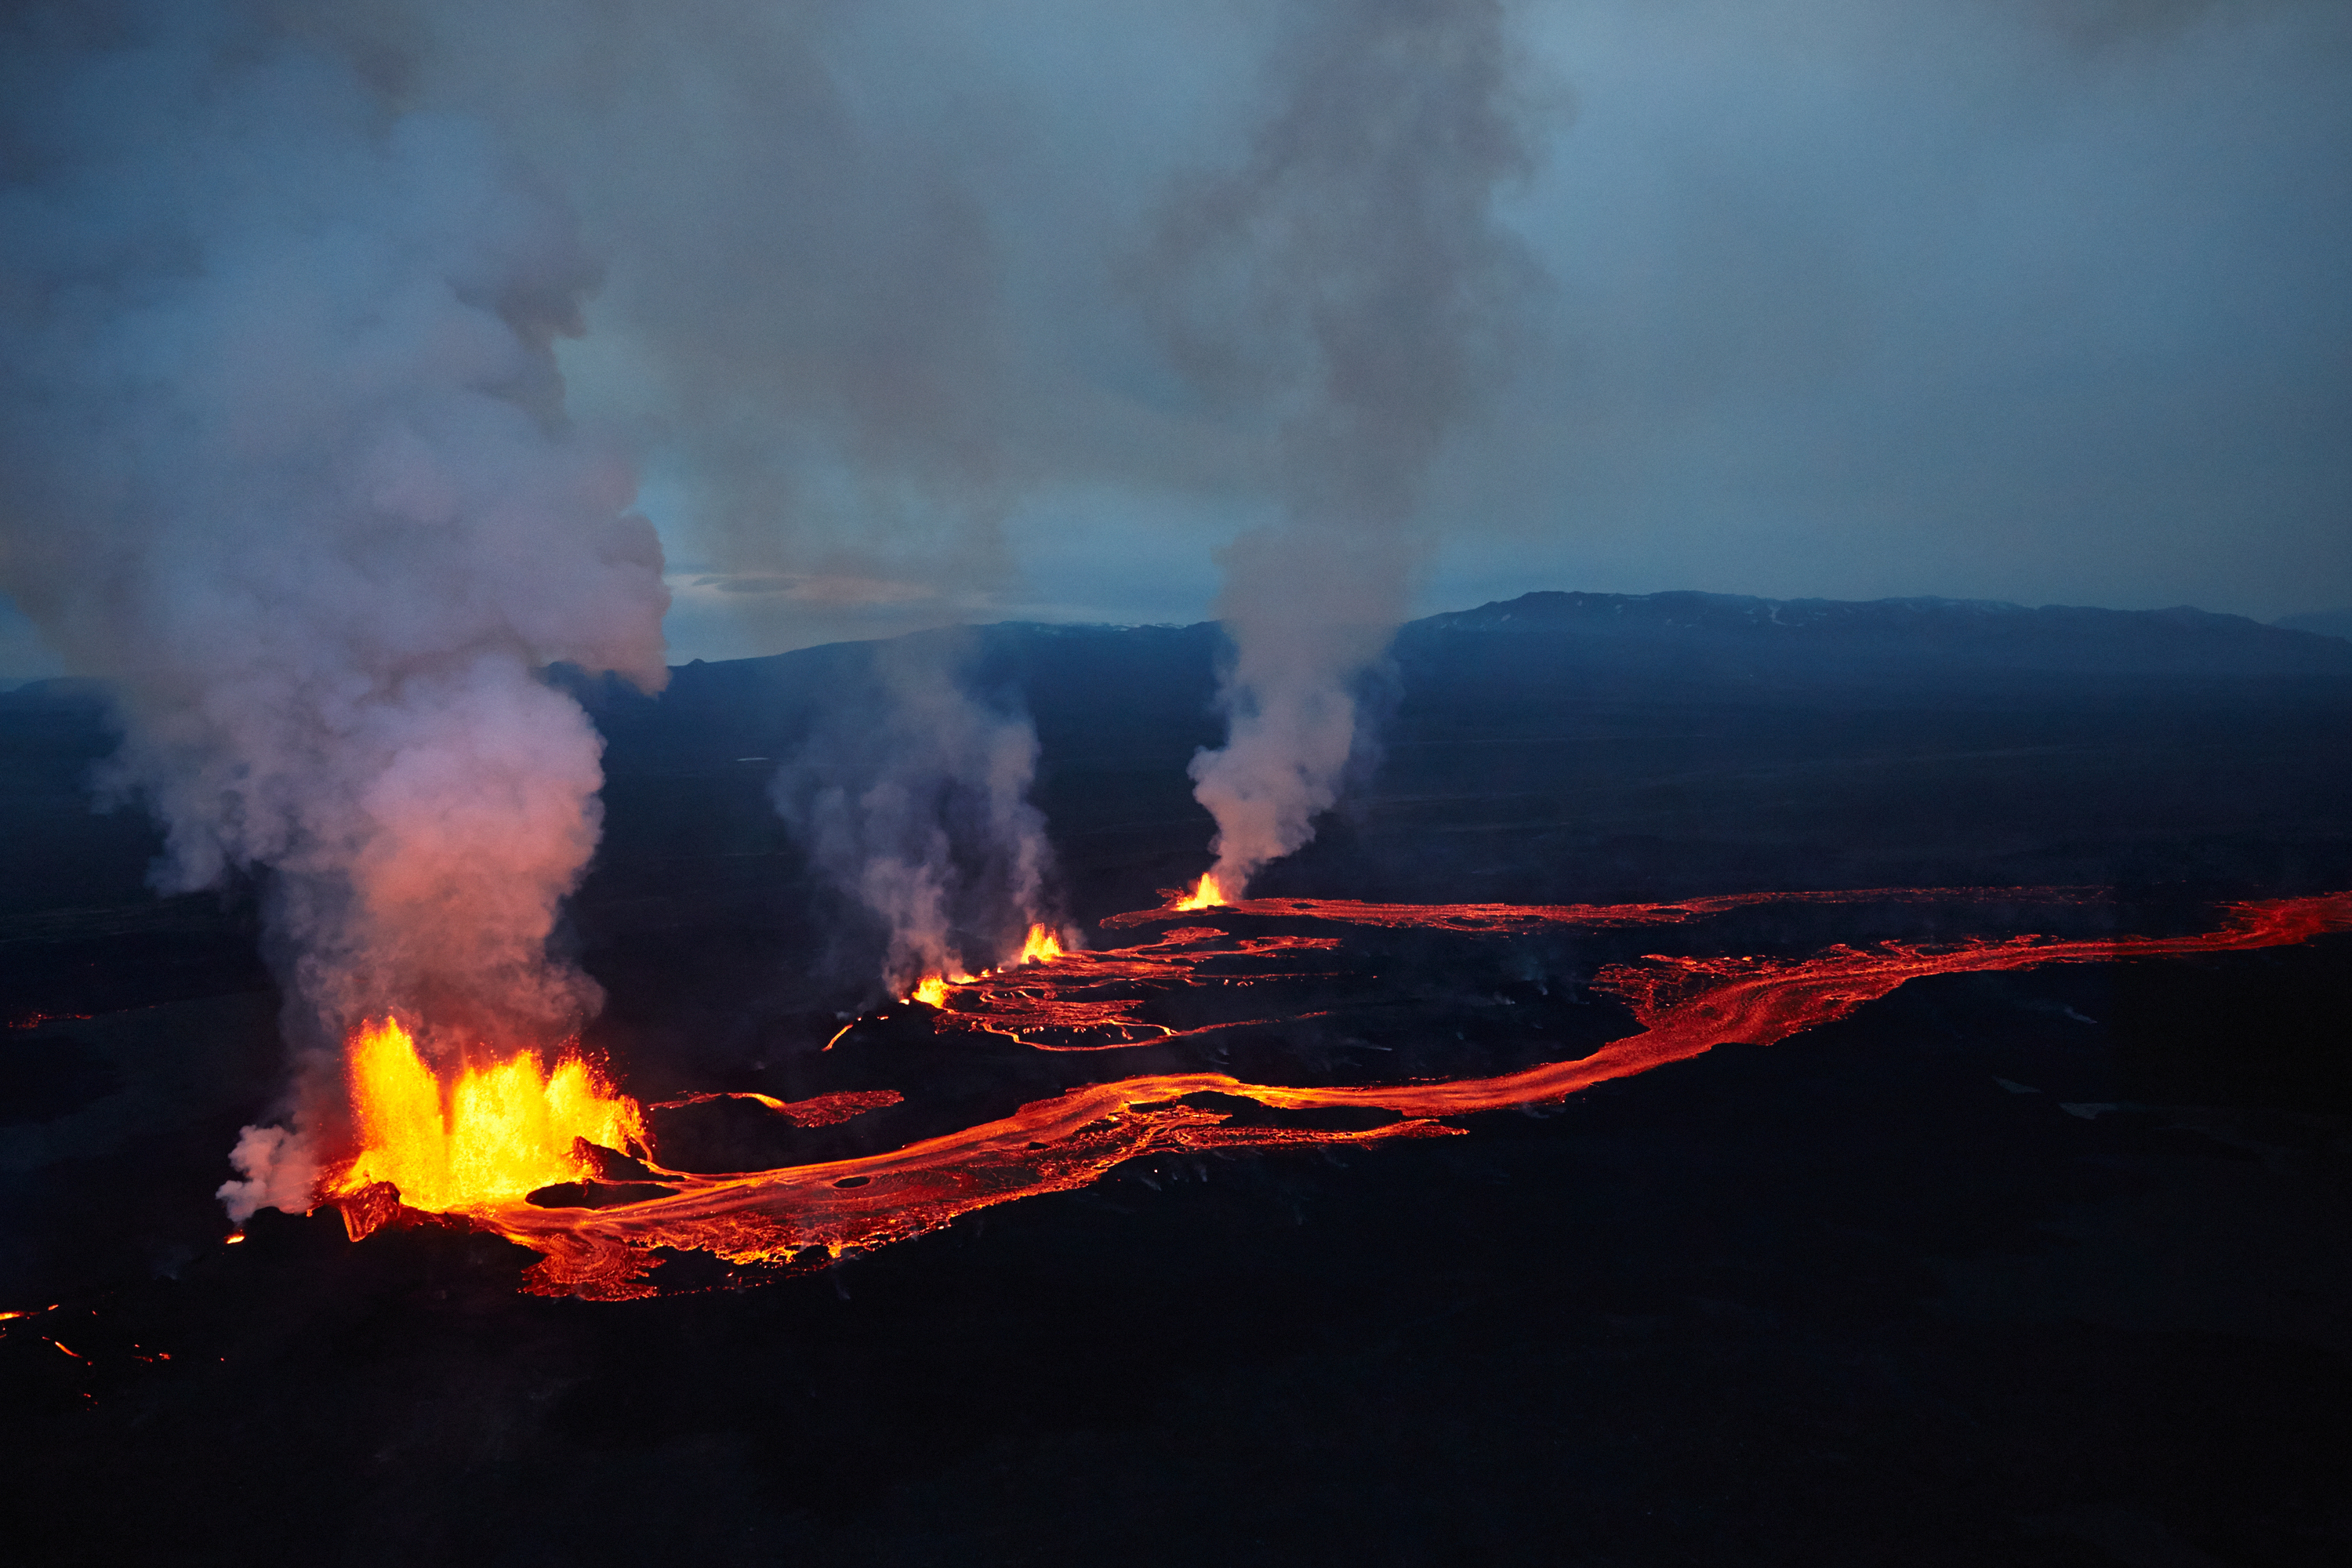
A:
1140,0,1544,898
769,637,1055,994
330,0,1032,656
0,4,669,1217
352,3,1062,978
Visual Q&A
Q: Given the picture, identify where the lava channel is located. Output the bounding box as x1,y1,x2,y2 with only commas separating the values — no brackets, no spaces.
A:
320,887,2352,1300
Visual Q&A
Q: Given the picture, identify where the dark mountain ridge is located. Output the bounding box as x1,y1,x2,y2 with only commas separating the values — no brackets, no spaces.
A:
16,590,2343,732
521,592,2352,1007
2277,607,2352,641
1412,590,2352,680
546,588,2352,771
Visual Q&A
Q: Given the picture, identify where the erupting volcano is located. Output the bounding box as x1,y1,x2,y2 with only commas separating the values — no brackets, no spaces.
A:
309,884,2352,1301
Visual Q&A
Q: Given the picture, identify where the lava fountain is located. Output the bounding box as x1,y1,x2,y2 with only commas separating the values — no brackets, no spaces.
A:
1014,924,1065,965
909,924,1065,1007
325,1019,648,1215
1171,873,1228,911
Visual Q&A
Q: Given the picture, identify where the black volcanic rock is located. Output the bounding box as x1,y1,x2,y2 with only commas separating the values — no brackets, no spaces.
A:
0,1033,122,1125
524,1181,676,1209
571,1138,659,1182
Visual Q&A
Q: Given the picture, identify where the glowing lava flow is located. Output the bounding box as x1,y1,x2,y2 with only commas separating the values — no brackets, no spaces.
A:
937,886,2078,1053
325,1018,648,1216
321,890,2352,1300
922,925,1345,1051
1104,884,2103,935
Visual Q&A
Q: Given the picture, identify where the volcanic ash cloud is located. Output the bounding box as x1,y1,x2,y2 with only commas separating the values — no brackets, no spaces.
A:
0,6,669,1218
1141,0,1543,897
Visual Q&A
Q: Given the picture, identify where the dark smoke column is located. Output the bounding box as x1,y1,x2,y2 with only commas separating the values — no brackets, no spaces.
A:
1144,0,1541,898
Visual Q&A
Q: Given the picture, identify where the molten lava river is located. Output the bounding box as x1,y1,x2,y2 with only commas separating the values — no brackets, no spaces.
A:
318,887,2352,1299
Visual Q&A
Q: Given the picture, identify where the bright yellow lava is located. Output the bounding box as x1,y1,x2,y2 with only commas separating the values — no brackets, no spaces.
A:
1171,873,1228,911
1014,924,1065,964
328,1017,646,1213
910,975,950,1007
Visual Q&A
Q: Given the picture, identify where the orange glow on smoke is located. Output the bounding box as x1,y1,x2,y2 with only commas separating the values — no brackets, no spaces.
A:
326,1017,647,1214
318,889,2352,1301
1014,924,1065,965
1171,873,1227,911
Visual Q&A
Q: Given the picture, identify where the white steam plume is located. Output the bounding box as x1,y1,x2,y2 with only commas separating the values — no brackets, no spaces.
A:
770,637,1054,994
0,5,669,1218
343,4,1064,981
1142,0,1543,897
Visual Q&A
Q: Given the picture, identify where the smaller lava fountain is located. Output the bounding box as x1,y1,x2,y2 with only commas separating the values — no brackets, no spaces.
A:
907,975,964,1008
1171,873,1229,912
909,924,1066,1006
1013,923,1066,965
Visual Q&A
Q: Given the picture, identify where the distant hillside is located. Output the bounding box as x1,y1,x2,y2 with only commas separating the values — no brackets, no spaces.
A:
21,587,2352,768
1407,591,2352,683
9,586,2350,993
27,590,2352,747
555,621,1225,776
536,586,2352,769
2275,608,2352,642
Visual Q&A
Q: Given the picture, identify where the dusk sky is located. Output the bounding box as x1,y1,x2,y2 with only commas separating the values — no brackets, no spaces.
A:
3,0,2347,678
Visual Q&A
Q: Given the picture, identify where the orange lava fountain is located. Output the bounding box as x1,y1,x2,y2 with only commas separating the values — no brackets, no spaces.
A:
1171,873,1227,911
325,1018,648,1214
318,888,2352,1301
907,967,981,1007
1014,924,1065,965
909,928,1062,1007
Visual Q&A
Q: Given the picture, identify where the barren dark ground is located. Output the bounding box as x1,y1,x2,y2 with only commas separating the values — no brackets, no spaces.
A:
3,592,2349,1566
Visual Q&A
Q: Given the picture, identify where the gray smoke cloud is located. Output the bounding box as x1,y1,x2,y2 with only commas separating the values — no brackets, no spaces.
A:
769,636,1054,994
350,2,1065,980
0,3,669,1218
1138,0,1544,896
285,0,1039,661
